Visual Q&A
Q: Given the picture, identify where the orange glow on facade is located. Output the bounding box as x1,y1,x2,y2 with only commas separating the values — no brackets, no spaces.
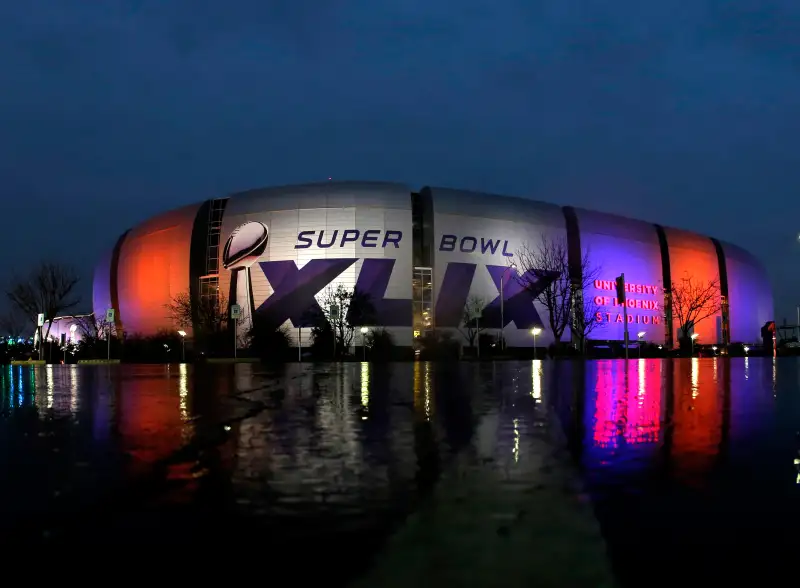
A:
116,203,199,336
665,227,722,346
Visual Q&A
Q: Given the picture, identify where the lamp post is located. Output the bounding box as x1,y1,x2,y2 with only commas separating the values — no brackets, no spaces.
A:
530,327,542,360
637,331,645,358
500,263,517,352
360,326,368,361
690,333,699,356
743,345,750,355
178,330,186,363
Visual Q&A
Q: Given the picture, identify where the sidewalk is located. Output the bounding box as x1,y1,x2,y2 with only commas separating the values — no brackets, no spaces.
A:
352,409,617,588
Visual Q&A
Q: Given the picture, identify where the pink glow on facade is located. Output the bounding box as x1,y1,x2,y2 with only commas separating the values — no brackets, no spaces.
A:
591,276,662,327
574,208,666,343
722,241,774,343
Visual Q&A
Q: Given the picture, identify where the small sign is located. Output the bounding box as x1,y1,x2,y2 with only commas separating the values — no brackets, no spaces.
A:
231,304,241,319
106,308,115,323
615,275,626,303
37,313,45,327
330,304,339,319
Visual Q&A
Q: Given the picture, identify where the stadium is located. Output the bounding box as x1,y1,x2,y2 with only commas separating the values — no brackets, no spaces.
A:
92,182,773,350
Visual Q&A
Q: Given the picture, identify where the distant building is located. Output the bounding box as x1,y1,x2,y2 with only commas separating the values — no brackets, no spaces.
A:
93,182,773,347
33,314,92,346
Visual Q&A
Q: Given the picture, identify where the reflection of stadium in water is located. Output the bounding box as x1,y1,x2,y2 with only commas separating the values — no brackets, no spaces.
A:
670,359,725,477
230,364,419,508
582,358,737,478
472,362,549,470
591,360,662,449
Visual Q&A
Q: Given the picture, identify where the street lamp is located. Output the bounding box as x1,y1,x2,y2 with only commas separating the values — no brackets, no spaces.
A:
743,345,750,355
690,333,699,356
711,345,718,355
637,331,645,358
530,327,542,360
177,330,186,362
360,326,368,361
500,263,517,352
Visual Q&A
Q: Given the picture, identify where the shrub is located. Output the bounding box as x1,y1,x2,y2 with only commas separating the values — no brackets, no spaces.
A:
418,331,460,361
366,328,395,361
248,319,293,362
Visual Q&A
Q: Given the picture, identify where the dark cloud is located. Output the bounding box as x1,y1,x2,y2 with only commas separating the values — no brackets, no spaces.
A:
1,1,799,319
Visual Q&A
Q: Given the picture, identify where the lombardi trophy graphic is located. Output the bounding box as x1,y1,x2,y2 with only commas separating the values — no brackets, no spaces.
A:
222,221,269,345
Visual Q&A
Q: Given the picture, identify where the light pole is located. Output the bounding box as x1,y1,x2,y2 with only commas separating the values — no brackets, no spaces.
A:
530,327,542,360
178,330,186,362
500,263,517,352
360,327,368,361
637,331,645,358
690,333,699,356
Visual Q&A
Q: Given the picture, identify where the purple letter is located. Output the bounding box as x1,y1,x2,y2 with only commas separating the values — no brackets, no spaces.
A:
439,234,457,252
382,231,402,248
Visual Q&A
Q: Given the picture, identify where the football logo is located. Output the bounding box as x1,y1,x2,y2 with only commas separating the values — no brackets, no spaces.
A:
223,221,268,341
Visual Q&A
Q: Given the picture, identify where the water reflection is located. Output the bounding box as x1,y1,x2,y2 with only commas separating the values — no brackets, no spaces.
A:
413,361,433,420
561,357,800,586
1,359,798,583
531,359,542,403
590,360,661,450
360,362,369,420
46,365,54,409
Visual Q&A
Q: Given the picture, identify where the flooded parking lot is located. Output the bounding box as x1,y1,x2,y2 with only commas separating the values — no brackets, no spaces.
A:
1,359,798,585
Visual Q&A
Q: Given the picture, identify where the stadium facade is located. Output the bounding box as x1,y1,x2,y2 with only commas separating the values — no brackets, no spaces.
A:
92,182,773,348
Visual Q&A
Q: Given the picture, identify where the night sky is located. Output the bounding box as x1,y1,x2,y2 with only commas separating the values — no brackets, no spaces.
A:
1,2,798,320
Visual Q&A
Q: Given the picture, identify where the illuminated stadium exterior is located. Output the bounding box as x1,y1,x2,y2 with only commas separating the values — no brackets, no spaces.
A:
93,182,773,348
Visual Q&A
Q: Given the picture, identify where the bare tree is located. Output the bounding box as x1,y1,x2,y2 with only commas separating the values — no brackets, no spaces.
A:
69,313,115,358
0,310,29,338
670,275,721,341
165,291,230,334
515,235,601,346
313,285,375,353
6,262,80,359
570,289,602,353
73,313,115,341
458,295,488,348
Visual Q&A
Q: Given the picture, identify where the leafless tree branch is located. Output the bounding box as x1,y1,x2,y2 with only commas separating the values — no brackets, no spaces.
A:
165,291,230,334
670,275,721,340
5,262,80,358
571,288,603,352
515,235,601,346
457,295,488,347
73,314,115,341
0,310,29,338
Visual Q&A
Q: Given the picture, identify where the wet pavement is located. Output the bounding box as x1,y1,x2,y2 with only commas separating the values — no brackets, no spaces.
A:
563,357,800,586
1,359,798,585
